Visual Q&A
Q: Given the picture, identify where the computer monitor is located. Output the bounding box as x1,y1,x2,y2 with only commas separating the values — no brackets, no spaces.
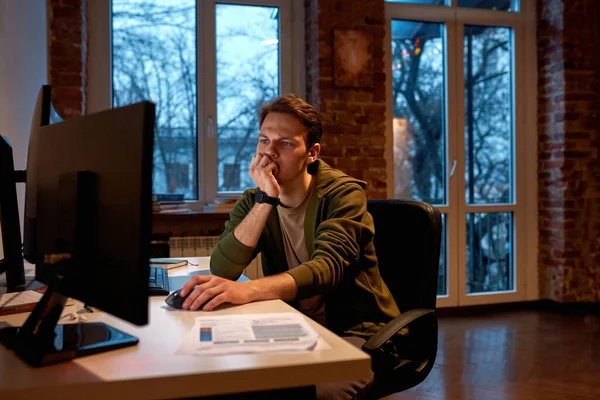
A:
24,85,63,264
0,100,155,367
0,137,26,291
0,85,59,292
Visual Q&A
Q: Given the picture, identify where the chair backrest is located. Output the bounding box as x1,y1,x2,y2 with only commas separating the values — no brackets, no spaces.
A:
367,199,442,313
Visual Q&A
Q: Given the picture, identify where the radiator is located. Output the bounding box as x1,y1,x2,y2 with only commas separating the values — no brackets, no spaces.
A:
168,236,263,280
168,236,220,257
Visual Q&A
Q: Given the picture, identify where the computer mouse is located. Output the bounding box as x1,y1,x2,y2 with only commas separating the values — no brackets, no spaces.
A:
165,289,188,309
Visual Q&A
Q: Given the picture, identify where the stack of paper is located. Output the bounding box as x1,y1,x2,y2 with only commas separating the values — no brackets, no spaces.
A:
0,289,75,316
180,313,320,356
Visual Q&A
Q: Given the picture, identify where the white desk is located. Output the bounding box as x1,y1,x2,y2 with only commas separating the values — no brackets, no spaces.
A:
0,257,371,399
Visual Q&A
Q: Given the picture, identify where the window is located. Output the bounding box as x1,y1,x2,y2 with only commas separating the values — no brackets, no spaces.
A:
391,20,446,205
89,0,303,206
215,4,280,194
386,0,447,5
112,0,197,198
387,1,537,306
385,0,518,11
457,0,517,12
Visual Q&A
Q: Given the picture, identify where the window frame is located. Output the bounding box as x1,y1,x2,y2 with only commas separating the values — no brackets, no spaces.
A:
87,0,305,209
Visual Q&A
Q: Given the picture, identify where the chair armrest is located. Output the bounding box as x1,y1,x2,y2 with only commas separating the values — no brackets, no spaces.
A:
362,309,436,353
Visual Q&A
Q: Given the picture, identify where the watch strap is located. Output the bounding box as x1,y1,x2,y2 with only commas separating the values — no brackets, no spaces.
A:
256,189,280,206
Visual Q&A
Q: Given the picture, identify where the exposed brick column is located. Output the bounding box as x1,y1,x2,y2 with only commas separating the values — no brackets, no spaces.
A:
47,0,87,118
537,0,600,302
305,0,387,199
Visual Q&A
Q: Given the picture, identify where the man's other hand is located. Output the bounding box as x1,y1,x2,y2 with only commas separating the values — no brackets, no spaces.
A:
179,275,255,311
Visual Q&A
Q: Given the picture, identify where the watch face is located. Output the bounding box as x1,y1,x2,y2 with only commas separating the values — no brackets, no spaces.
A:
257,191,266,202
256,190,278,205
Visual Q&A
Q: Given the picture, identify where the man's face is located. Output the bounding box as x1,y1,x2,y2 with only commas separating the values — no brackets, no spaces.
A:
257,112,318,186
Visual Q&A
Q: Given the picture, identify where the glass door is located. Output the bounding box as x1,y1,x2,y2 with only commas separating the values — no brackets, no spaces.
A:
458,23,524,305
389,19,453,304
387,1,534,307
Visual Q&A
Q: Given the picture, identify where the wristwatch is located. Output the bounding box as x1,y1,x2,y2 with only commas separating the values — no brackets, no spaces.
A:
255,189,280,206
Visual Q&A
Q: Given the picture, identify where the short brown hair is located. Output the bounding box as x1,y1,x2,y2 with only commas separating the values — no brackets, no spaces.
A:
258,93,323,148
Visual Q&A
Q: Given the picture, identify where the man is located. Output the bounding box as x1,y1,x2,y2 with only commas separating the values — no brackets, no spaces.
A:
180,94,400,397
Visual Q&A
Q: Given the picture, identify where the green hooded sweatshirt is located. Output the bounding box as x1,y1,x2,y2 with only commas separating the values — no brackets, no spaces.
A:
210,160,400,335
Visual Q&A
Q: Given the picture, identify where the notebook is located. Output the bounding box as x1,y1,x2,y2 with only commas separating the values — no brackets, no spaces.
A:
0,287,74,316
149,258,189,270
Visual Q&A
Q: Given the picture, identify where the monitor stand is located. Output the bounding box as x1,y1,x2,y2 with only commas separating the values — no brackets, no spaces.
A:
0,270,138,367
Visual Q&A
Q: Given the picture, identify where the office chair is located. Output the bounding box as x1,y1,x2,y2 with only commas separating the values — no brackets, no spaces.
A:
362,199,441,399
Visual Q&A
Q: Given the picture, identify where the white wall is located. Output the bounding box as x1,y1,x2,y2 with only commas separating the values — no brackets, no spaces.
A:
0,0,47,258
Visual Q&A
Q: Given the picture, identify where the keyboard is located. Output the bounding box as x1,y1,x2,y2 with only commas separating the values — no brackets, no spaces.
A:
148,265,170,296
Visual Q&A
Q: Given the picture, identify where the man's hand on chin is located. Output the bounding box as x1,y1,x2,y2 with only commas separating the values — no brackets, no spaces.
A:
249,152,280,198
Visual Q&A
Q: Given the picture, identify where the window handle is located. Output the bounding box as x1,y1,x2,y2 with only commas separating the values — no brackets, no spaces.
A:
206,116,215,139
449,160,457,177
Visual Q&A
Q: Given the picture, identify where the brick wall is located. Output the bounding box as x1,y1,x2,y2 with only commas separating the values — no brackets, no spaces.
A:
47,0,87,118
305,0,388,199
537,0,600,302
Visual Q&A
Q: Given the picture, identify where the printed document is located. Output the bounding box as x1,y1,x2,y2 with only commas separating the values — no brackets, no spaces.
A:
183,313,320,355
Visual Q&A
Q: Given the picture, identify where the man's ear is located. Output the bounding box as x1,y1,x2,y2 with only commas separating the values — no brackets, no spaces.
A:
307,143,321,164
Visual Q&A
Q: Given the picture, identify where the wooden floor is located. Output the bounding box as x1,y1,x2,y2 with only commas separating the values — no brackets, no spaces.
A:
388,309,600,399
